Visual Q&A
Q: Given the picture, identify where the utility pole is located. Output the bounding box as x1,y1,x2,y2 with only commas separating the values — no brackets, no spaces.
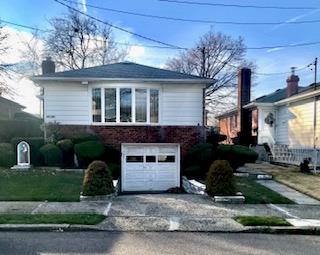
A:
310,57,318,172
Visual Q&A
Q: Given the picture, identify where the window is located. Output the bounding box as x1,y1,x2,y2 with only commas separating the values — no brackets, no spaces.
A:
120,88,132,122
105,88,116,122
158,155,175,163
126,156,144,163
135,89,147,122
92,88,101,122
92,88,159,124
146,155,156,162
150,89,159,123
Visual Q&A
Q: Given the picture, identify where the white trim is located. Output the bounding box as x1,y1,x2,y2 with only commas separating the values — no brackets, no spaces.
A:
116,88,120,123
243,102,274,109
275,89,320,106
132,88,136,123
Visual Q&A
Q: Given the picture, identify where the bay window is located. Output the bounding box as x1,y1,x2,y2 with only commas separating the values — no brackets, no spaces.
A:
92,87,159,124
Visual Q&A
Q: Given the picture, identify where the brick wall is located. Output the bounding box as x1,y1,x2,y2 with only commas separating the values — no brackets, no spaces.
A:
56,125,205,155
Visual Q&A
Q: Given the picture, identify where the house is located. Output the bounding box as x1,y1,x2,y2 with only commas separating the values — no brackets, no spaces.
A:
32,58,213,192
0,96,25,120
217,67,320,166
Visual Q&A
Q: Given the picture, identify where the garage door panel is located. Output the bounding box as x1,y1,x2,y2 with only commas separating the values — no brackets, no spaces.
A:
122,144,180,192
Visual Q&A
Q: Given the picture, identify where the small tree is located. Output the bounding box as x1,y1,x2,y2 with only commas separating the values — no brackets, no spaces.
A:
206,160,235,196
82,160,114,196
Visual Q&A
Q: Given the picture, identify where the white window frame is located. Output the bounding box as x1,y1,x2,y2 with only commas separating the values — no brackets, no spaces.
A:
90,85,161,125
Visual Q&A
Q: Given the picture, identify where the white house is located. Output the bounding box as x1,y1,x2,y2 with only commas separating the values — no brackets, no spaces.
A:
32,59,213,192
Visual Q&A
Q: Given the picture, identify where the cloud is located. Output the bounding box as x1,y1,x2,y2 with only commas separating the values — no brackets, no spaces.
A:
266,47,284,53
272,9,320,30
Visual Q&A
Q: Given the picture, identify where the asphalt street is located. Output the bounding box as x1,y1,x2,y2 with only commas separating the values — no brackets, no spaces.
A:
0,231,319,255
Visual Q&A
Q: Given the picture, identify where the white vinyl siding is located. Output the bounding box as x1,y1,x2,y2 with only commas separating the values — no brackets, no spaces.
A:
43,82,204,126
162,85,203,125
275,105,288,145
43,82,89,125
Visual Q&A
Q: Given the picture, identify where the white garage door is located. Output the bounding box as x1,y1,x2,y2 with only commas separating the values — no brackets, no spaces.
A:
121,143,180,192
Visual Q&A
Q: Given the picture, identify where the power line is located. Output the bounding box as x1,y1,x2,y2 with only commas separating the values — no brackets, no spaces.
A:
53,0,184,49
3,17,320,52
158,0,317,10
61,0,320,26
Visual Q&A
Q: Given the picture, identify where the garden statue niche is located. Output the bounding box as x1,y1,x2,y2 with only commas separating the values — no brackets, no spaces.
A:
11,141,31,169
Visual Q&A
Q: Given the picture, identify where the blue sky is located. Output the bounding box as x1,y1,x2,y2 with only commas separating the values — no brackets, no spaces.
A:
1,0,320,109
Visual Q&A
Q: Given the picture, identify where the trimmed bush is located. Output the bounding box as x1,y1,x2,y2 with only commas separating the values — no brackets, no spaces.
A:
217,144,258,170
57,139,74,167
71,133,99,145
183,143,215,177
40,144,63,167
108,163,120,179
0,143,15,167
74,141,105,168
0,120,42,142
82,160,114,196
206,160,235,196
11,137,44,166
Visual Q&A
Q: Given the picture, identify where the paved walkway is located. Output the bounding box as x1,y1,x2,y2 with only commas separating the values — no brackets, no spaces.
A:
257,180,320,205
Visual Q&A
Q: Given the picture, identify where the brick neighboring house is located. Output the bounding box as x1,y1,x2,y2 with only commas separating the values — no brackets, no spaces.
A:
32,58,213,192
0,96,25,119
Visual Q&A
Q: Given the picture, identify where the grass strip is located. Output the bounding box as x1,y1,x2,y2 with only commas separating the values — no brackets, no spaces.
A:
0,213,105,225
235,216,292,226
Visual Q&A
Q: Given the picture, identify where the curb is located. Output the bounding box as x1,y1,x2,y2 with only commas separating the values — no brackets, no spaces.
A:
0,225,319,235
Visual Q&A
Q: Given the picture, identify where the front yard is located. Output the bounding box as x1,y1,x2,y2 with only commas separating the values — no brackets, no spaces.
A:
0,168,83,202
246,163,320,200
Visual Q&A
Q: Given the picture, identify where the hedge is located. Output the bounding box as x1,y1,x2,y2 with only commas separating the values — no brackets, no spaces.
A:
74,141,105,168
57,139,74,167
11,137,45,166
0,120,42,143
0,143,15,167
40,144,63,167
71,133,99,145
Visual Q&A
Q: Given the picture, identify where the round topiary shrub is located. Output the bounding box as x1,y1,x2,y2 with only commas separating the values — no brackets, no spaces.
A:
82,160,114,196
40,144,63,167
57,139,74,167
206,160,235,197
74,141,105,168
0,143,15,167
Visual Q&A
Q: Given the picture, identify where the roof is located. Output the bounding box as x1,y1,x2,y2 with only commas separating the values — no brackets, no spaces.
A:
0,96,25,109
252,86,306,103
215,108,237,119
32,62,213,83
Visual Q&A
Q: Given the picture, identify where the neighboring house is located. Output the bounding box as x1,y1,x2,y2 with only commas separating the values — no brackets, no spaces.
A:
0,96,25,119
217,67,320,166
32,58,213,192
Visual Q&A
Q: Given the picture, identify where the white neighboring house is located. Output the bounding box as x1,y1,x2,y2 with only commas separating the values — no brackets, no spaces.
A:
244,70,320,166
32,59,213,192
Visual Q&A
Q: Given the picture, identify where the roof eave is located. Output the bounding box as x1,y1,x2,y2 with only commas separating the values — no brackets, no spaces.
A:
243,102,274,109
274,89,320,106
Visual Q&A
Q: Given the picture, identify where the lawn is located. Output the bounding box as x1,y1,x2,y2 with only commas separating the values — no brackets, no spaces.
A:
0,168,83,202
0,213,105,225
235,216,291,227
235,177,294,204
246,163,320,200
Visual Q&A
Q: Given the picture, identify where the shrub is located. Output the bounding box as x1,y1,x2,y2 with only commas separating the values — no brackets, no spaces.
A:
108,163,120,179
183,165,201,179
183,143,215,178
0,120,42,142
74,141,105,168
44,122,64,143
71,133,99,145
11,137,45,166
40,144,63,167
57,139,74,167
103,145,120,164
0,143,14,167
217,144,258,170
206,160,235,196
82,160,114,196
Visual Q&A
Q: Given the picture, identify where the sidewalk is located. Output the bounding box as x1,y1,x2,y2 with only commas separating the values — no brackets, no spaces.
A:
0,194,320,232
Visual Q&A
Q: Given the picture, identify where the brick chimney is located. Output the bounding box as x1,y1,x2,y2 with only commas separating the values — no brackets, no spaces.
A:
237,68,252,145
41,57,55,75
287,67,299,97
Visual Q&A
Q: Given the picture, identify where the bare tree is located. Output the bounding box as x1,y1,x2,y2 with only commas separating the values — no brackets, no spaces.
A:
0,23,11,95
46,11,127,70
166,30,255,117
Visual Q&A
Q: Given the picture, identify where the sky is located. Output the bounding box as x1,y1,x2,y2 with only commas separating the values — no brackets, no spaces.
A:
0,0,320,114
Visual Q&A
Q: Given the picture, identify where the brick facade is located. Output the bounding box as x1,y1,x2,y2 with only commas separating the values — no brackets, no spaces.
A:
56,125,206,155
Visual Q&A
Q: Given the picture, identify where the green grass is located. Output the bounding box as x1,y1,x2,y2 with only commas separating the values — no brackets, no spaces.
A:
0,213,105,225
235,216,291,227
0,168,83,202
235,177,294,204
